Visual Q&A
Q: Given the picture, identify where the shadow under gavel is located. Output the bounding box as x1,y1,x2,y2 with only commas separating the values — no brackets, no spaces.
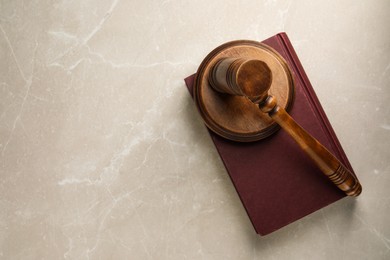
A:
210,58,362,197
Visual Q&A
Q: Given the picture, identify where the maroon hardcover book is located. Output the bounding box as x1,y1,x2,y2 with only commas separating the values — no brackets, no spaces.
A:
185,32,353,235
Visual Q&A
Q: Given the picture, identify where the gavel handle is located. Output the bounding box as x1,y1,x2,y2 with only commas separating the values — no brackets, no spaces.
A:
259,95,362,196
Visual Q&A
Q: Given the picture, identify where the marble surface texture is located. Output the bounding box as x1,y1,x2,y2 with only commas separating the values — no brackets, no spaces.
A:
1,0,389,259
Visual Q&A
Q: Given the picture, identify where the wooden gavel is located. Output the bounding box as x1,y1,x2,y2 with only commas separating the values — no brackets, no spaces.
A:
209,58,362,196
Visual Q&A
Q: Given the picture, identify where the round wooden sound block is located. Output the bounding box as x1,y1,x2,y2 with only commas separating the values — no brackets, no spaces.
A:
193,40,295,142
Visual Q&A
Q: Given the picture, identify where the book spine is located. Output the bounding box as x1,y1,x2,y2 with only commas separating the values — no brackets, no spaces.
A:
276,32,355,173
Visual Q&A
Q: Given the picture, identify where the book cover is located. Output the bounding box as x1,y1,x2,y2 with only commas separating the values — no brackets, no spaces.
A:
185,32,353,235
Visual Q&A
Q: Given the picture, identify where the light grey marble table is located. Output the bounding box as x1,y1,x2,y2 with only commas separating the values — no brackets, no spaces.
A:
1,1,389,259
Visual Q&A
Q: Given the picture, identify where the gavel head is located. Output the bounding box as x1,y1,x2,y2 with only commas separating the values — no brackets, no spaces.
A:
209,58,273,103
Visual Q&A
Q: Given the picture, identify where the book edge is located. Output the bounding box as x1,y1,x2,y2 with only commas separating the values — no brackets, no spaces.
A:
184,75,262,234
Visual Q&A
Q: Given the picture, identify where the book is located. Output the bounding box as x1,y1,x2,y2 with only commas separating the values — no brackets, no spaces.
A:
184,32,354,235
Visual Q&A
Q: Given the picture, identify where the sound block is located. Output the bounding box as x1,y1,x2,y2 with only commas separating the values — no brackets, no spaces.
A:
193,40,295,142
